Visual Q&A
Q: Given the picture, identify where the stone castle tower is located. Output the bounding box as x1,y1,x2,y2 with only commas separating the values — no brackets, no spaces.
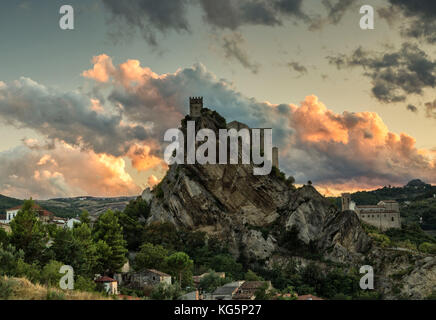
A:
341,193,351,211
189,97,203,117
188,97,279,169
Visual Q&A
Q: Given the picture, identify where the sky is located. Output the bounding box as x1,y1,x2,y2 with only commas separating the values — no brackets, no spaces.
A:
1,0,436,199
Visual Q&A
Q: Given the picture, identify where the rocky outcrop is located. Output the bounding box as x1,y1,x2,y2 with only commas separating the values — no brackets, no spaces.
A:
146,108,370,263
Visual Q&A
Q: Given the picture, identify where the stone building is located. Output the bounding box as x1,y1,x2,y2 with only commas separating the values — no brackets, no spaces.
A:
341,193,401,230
115,269,172,290
189,97,279,168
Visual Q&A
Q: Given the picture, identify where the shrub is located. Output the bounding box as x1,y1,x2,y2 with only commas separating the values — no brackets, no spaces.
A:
46,290,66,300
0,277,15,299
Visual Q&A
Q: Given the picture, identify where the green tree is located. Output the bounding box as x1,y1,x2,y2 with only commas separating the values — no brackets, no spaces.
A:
79,210,91,226
134,243,168,271
0,228,9,247
165,252,193,287
150,283,183,300
198,270,229,293
40,260,64,287
0,244,25,276
209,254,243,280
93,210,128,274
72,223,100,276
9,200,48,263
245,269,263,281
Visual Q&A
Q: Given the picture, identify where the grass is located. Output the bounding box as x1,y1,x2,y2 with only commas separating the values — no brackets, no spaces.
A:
0,276,111,300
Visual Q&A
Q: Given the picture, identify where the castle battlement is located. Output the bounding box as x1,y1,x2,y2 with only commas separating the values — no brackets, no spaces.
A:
189,96,203,117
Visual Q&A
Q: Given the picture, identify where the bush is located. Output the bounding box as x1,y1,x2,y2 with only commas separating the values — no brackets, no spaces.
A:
0,277,15,299
150,283,183,300
418,242,436,254
46,290,66,300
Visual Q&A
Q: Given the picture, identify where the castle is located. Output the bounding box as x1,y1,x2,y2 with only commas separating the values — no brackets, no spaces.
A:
188,97,279,168
341,193,401,230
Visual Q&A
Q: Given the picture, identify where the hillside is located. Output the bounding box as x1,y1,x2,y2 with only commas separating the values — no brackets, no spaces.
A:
0,194,137,219
0,276,110,300
144,107,436,299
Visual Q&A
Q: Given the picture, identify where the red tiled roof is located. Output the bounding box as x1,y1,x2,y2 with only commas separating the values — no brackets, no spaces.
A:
6,204,54,217
95,276,117,283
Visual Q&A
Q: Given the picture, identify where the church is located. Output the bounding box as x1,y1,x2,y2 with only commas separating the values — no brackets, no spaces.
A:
341,193,401,230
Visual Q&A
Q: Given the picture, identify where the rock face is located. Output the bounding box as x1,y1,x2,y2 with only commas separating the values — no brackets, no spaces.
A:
144,108,436,299
146,108,370,262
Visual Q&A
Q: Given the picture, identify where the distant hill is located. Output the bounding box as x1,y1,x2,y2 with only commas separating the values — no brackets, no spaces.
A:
329,179,436,232
0,194,137,219
0,194,22,214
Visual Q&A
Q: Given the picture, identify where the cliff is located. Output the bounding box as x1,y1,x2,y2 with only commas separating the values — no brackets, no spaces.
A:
144,108,436,299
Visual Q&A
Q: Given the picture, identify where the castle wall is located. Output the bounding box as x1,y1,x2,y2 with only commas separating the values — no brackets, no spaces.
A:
358,211,401,231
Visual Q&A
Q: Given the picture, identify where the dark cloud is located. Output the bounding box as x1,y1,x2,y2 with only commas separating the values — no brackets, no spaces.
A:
199,0,308,30
221,33,260,74
0,77,153,157
425,100,436,119
322,0,357,24
102,0,190,46
407,104,418,113
287,61,308,76
327,43,436,103
101,0,312,44
386,0,436,43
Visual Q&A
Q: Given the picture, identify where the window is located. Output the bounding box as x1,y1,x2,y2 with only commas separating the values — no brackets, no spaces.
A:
391,217,394,221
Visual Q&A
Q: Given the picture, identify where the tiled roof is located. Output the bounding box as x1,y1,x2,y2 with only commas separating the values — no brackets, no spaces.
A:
95,276,117,283
213,286,239,296
146,269,171,277
240,281,268,290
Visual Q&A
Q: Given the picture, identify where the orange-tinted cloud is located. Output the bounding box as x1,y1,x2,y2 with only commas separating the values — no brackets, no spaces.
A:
0,142,141,199
147,174,160,187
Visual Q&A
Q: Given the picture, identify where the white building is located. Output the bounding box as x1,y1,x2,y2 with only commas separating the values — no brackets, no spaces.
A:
0,206,21,224
66,218,81,229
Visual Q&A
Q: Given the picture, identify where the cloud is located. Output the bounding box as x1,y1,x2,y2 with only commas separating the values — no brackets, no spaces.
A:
328,43,436,103
147,174,160,187
3,56,436,198
287,61,308,77
425,100,436,119
221,33,260,74
0,143,141,199
101,0,190,46
101,0,313,45
0,76,154,157
387,0,436,44
199,0,308,30
407,104,418,113
321,0,357,24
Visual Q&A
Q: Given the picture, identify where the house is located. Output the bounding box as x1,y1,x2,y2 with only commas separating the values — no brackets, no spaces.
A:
233,281,272,300
0,204,55,224
66,218,81,229
116,269,172,289
211,281,244,300
95,276,118,295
